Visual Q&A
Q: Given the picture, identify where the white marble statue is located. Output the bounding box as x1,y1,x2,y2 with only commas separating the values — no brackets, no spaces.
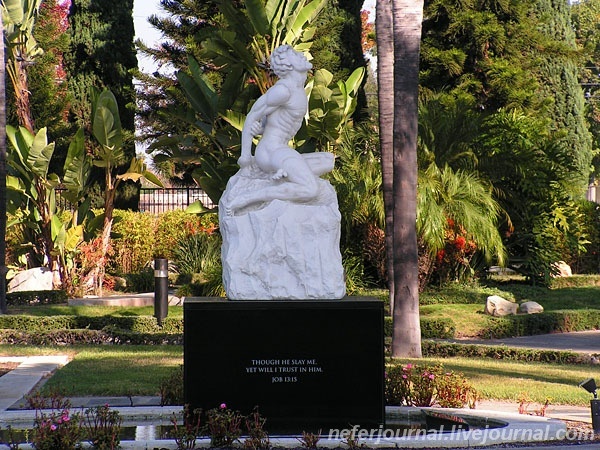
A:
219,45,346,300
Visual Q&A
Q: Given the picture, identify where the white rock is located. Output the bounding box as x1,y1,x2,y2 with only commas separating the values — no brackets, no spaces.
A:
484,295,517,317
552,261,572,277
8,267,54,292
220,175,345,300
519,301,544,314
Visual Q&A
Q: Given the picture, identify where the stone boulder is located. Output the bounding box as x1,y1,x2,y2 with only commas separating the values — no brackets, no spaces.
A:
8,267,54,292
220,171,345,300
484,295,518,317
552,261,572,277
519,301,544,314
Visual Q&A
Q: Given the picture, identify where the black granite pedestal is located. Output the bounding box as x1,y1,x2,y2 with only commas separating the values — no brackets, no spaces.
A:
183,297,384,432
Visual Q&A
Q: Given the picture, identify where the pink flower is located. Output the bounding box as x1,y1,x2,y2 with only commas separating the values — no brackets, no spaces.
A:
50,424,57,431
405,363,413,369
402,374,408,379
428,374,435,380
220,403,227,409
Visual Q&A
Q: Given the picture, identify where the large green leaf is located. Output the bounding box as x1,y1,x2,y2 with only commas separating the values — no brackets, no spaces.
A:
27,127,54,178
283,0,326,45
245,0,269,35
177,57,218,123
62,128,90,194
92,90,123,150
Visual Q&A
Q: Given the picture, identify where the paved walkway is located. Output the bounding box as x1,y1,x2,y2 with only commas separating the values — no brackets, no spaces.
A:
444,330,600,354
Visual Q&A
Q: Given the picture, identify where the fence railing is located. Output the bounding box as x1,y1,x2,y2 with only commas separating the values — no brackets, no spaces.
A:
56,187,214,214
139,187,214,214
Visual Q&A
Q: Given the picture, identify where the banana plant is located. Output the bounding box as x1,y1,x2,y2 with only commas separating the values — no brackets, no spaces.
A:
5,126,90,290
1,0,44,132
89,88,163,295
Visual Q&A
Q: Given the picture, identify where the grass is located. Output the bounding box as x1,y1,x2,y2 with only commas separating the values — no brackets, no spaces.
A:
0,344,182,397
419,278,600,337
395,357,600,406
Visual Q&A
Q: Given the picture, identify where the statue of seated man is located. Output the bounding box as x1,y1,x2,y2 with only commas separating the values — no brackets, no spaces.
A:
226,45,335,215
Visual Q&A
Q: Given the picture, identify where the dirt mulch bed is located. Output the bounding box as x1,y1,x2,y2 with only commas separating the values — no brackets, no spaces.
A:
0,362,20,377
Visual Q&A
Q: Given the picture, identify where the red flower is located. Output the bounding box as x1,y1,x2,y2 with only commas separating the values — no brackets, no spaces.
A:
454,236,466,250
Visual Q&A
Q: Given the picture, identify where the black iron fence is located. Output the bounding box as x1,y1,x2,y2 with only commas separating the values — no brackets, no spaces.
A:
139,187,214,214
56,187,214,214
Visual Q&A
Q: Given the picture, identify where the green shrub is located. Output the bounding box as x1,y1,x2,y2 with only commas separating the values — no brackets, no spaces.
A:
421,341,591,364
6,290,68,306
0,315,184,334
111,210,157,273
154,211,218,260
159,365,184,406
0,329,113,345
384,317,456,339
0,328,184,345
385,363,477,407
108,209,218,275
481,310,600,338
549,275,600,289
122,267,155,293
173,232,221,275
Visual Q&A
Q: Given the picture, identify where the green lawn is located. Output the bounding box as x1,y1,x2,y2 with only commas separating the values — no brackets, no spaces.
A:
395,357,600,406
0,344,182,397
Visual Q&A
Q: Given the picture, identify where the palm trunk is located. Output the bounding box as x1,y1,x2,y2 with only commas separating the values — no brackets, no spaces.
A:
391,0,423,358
0,13,8,314
376,0,395,312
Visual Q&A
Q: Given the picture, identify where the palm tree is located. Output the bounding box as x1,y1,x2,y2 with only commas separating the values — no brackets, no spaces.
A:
390,0,424,358
0,11,8,313
376,0,395,308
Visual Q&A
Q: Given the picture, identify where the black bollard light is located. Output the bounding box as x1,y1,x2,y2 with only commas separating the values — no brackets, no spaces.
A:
154,258,169,326
579,378,600,433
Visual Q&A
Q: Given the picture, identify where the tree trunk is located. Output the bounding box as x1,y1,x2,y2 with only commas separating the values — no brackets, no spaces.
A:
391,0,423,358
0,13,8,314
15,62,35,133
376,0,395,311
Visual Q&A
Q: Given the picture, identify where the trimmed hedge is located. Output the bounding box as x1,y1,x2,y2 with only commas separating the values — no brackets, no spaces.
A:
384,316,456,339
481,310,600,338
0,328,183,346
0,315,183,334
6,290,68,306
549,275,600,289
421,341,597,364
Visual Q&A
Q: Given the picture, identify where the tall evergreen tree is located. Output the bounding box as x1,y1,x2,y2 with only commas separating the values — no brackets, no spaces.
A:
65,0,138,207
571,0,600,177
534,0,593,196
29,0,73,174
66,0,137,132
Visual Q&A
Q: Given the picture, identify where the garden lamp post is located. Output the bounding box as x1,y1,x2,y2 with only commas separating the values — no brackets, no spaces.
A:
579,378,599,433
154,258,169,326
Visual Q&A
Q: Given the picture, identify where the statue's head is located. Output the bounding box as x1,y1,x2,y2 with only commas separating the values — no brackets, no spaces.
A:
271,45,313,77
